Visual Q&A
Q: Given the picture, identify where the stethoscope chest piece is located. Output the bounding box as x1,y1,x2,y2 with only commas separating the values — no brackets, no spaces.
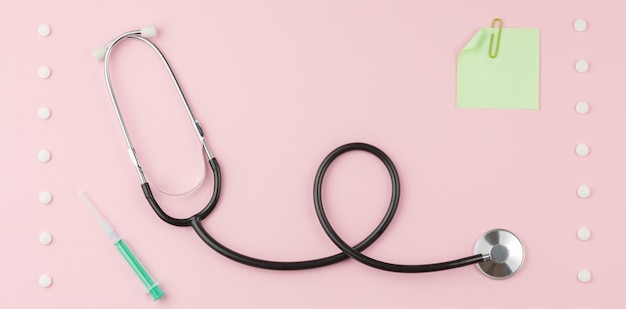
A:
474,229,525,279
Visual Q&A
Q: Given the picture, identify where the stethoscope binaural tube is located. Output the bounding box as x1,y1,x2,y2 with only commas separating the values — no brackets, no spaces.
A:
94,26,214,186
95,26,523,278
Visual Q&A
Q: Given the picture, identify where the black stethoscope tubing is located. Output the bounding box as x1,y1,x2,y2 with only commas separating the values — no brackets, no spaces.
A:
143,142,484,272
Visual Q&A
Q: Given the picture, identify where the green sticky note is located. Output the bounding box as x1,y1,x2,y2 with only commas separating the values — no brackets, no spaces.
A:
456,27,540,109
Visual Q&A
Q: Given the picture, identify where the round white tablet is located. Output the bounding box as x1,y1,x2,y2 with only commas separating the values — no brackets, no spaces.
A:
38,24,51,37
39,191,52,204
575,60,589,73
576,101,589,115
38,66,51,79
578,269,591,283
577,185,591,199
574,19,587,32
38,107,51,120
38,150,51,162
577,228,591,241
39,275,53,288
39,232,52,245
576,144,590,157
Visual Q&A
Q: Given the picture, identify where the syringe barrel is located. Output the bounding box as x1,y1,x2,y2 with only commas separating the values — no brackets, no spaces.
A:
114,239,164,301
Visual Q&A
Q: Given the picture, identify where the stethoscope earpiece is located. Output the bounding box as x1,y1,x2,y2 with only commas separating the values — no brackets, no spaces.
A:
92,46,107,61
140,25,158,38
474,229,525,279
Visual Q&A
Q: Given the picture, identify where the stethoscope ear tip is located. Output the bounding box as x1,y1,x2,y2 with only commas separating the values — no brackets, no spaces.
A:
92,46,107,61
474,229,525,279
141,26,158,38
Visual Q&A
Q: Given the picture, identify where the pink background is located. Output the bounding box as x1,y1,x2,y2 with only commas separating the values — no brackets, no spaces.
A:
2,0,625,308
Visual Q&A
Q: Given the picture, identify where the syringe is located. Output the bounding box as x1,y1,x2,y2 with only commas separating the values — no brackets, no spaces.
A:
78,191,164,301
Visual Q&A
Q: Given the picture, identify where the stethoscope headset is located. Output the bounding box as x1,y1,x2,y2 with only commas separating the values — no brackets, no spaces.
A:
93,26,525,279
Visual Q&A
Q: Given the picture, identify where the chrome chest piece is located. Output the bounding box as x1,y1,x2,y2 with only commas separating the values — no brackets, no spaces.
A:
474,229,525,279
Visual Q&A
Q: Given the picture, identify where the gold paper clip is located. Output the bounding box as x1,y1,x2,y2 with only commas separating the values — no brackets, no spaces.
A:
489,18,503,58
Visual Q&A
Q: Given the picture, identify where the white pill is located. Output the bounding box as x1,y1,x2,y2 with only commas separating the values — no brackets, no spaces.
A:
38,66,51,79
38,150,51,162
578,269,591,283
38,24,51,37
577,228,591,241
39,274,53,288
576,144,590,157
575,60,589,73
576,101,589,114
39,232,52,245
38,107,51,120
574,19,588,32
39,191,52,204
577,185,591,199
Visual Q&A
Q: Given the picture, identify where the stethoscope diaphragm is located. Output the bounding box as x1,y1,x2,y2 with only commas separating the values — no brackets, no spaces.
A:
474,229,525,279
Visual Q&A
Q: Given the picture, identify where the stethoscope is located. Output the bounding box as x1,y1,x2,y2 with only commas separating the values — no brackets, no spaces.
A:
93,26,525,279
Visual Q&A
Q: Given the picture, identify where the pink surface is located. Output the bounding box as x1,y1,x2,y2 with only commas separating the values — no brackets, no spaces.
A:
2,0,625,308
